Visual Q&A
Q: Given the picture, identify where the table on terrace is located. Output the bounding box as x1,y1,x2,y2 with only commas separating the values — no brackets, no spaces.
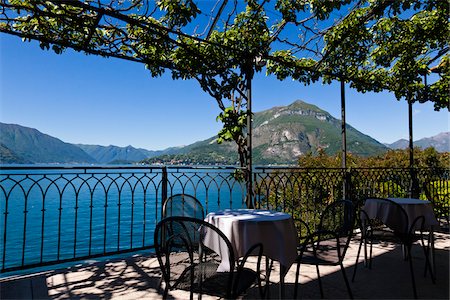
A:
364,198,438,230
363,197,439,276
203,209,298,299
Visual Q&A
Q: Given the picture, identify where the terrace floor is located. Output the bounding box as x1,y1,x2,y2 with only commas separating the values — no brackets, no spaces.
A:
1,230,449,300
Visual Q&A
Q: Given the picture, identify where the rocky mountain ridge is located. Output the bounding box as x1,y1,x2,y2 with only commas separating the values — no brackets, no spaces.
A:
145,100,389,165
384,132,449,152
1,100,447,165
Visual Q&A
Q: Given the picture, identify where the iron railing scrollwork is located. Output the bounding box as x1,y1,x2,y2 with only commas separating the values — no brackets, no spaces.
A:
0,166,246,273
0,166,448,273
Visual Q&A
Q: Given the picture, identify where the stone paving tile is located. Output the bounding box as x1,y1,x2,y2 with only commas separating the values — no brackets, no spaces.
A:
0,231,448,299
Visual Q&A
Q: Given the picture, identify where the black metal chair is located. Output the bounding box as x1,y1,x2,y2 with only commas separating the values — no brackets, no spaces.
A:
351,197,431,299
423,183,450,232
162,193,205,219
154,216,264,299
293,200,355,299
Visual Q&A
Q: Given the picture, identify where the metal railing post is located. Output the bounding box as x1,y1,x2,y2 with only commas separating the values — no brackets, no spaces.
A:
345,168,352,201
161,166,168,219
410,167,420,198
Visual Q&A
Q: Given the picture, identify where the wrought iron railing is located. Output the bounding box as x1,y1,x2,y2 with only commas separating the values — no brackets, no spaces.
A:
0,166,246,273
0,165,448,273
254,167,449,231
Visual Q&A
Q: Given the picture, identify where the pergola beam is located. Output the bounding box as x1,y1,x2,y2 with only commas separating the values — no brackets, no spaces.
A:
1,0,447,205
206,0,228,40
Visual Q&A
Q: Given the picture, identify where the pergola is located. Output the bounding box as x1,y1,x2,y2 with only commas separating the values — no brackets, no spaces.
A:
1,0,448,206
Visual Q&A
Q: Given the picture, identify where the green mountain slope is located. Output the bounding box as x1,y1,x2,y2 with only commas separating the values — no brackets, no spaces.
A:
0,123,97,164
0,100,390,165
0,143,31,164
76,144,150,164
75,144,186,164
144,100,388,165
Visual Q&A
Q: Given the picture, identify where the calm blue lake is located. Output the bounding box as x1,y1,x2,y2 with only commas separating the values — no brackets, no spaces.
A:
0,167,247,272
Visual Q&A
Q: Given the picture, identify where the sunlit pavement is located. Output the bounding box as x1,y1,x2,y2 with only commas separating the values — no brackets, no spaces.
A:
1,230,448,299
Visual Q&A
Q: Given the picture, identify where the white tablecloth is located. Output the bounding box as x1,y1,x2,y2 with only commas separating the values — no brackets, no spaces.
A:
203,209,298,272
363,198,438,231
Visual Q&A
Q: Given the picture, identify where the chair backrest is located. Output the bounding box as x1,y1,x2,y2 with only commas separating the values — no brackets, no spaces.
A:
154,216,235,298
318,200,355,260
319,200,355,236
422,183,449,228
366,197,410,236
162,194,205,219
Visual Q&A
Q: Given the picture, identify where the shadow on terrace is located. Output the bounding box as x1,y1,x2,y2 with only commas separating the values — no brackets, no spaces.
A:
1,166,449,299
1,230,448,299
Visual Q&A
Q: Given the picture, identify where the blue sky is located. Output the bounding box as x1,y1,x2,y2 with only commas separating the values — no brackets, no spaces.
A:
1,34,448,150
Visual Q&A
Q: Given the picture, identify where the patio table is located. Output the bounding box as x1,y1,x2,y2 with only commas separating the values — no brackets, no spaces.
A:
203,209,298,298
363,197,438,276
363,198,438,231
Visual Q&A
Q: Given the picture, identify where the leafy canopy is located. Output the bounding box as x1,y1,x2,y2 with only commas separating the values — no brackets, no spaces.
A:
1,0,447,109
267,0,449,110
1,0,448,170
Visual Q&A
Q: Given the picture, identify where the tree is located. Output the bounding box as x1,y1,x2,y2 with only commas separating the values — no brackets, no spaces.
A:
267,0,449,110
2,1,446,139
1,1,448,206
298,147,449,169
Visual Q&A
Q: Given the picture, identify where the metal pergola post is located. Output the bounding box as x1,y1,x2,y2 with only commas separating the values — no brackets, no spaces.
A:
246,58,254,208
408,99,414,170
341,79,348,199
408,97,420,198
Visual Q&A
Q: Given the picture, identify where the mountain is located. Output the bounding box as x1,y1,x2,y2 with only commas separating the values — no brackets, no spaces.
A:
384,139,409,150
252,100,388,162
7,100,444,166
0,123,96,164
416,132,450,152
76,144,151,164
145,100,389,165
0,122,186,164
0,143,31,164
75,144,185,164
385,132,450,152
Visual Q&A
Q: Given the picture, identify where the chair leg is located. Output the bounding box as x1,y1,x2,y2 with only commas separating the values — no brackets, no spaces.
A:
340,262,354,299
422,232,436,284
257,271,265,300
363,232,368,266
431,235,437,283
191,267,197,300
407,245,418,299
157,276,164,293
163,286,169,300
422,239,434,281
261,257,272,299
294,262,301,299
352,234,364,282
159,275,169,300
402,244,408,261
316,264,324,299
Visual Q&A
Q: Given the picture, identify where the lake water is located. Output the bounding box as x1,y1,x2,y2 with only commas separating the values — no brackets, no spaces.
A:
0,167,247,272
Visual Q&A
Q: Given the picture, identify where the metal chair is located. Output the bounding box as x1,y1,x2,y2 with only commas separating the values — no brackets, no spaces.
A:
154,216,264,299
352,197,431,299
293,200,355,299
423,183,450,232
158,194,206,293
162,193,205,219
